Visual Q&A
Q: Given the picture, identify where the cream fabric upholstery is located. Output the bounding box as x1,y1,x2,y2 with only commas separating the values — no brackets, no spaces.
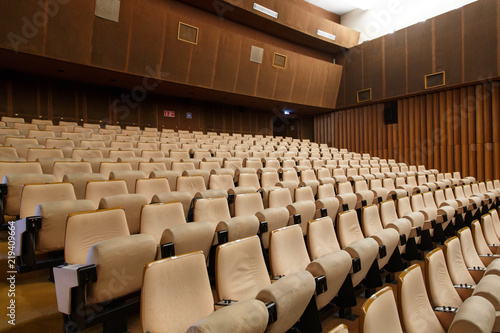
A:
444,237,476,286
85,180,128,209
160,222,214,261
99,161,132,179
186,299,268,333
63,172,106,199
135,177,170,202
152,191,192,217
193,196,230,228
425,248,463,308
287,200,316,235
256,269,315,333
86,233,156,304
140,202,185,244
52,161,92,182
19,182,76,219
360,286,403,333
216,215,260,242
99,193,148,234
109,170,147,193
255,207,289,249
448,296,495,333
177,176,206,197
150,170,181,191
398,264,446,333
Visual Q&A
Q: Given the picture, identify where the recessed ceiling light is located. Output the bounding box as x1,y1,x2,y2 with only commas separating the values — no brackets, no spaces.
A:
317,29,336,41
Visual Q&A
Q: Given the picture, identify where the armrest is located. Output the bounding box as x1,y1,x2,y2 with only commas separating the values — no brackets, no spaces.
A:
434,306,458,332
453,284,475,300
467,267,485,284
479,254,500,266
53,264,96,314
409,226,422,238
193,299,269,332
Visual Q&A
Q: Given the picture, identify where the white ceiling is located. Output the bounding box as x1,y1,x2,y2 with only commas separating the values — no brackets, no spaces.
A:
304,0,390,15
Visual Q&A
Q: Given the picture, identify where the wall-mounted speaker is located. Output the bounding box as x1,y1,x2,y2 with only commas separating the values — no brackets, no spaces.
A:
273,53,287,69
178,22,198,45
357,88,372,103
384,101,398,125
425,71,445,89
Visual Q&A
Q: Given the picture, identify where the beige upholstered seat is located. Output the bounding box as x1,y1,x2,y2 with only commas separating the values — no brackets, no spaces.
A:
99,193,149,234
176,175,206,197
19,182,76,219
52,161,92,182
85,179,128,208
339,209,395,272
359,286,403,333
99,161,133,179
152,191,192,218
135,177,170,202
109,170,146,193
53,208,156,331
234,191,289,249
216,235,315,333
0,161,42,181
308,216,376,290
62,173,106,199
141,251,268,333
269,225,351,310
13,199,95,272
398,263,496,333
208,173,234,190
3,173,56,217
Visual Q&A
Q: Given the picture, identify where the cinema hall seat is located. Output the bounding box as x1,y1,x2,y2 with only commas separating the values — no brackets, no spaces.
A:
135,177,170,202
398,264,496,333
53,208,156,332
269,224,351,312
142,251,269,333
457,227,500,278
14,199,95,273
85,179,128,208
99,193,149,234
359,286,403,333
62,172,106,199
216,235,315,333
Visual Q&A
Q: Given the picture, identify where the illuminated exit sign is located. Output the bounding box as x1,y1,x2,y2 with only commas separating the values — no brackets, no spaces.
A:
164,110,175,117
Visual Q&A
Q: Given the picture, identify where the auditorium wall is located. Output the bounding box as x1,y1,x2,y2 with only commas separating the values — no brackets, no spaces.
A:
314,81,500,181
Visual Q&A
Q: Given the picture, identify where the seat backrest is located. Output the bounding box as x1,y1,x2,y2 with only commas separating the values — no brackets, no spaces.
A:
193,196,231,227
63,173,106,200
307,217,342,260
99,193,149,234
234,192,264,216
361,204,384,237
457,227,486,268
238,173,261,189
169,149,190,161
269,225,310,277
424,248,463,308
176,176,206,196
99,162,133,179
26,148,63,161
481,213,499,246
52,161,92,182
152,191,192,217
20,182,76,219
65,208,130,264
0,161,42,181
295,186,315,202
269,188,293,208
397,264,445,333
109,170,146,193
301,169,316,181
337,182,353,194
35,199,95,253
360,286,403,333
141,251,214,333
444,237,476,286
208,173,234,190
140,202,186,244
282,170,299,183
216,235,270,300
337,210,364,247
471,220,493,255
260,172,279,187
71,149,103,160
489,209,500,239
85,180,129,208
410,194,426,211
354,180,369,192
317,183,335,199
108,149,135,161
135,177,170,202
397,196,413,217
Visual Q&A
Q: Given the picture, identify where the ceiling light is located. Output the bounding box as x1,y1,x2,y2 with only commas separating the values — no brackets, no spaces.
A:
253,3,278,18
283,110,291,115
317,29,336,41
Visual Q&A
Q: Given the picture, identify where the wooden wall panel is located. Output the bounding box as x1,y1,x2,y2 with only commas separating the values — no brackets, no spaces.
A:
91,1,132,71
234,38,260,96
384,30,407,98
44,1,94,64
463,0,498,82
187,21,219,88
362,39,383,100
212,33,241,92
406,21,432,93
255,45,279,99
344,48,362,106
315,81,499,182
434,9,462,86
